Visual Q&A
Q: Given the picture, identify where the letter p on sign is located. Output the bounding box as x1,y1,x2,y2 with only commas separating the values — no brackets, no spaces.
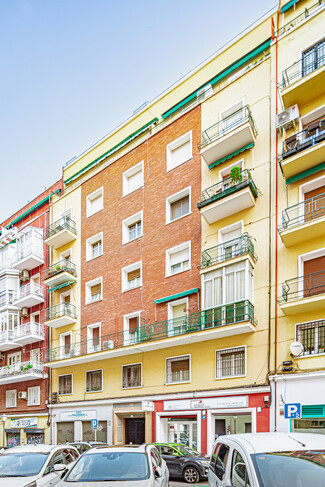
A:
284,403,301,419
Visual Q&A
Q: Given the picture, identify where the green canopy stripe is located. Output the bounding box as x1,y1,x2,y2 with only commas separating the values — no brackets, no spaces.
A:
155,288,200,304
208,143,254,170
281,0,301,14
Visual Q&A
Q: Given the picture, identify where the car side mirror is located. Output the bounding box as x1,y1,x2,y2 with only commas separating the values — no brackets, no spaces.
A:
53,464,66,473
154,466,162,478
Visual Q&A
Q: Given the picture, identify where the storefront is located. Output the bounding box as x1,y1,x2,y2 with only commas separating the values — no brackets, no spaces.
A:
2,415,48,447
270,371,325,434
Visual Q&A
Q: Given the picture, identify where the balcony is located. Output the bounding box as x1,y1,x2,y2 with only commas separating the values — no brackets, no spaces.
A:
197,169,258,224
13,282,44,308
45,300,256,366
44,260,77,288
0,291,17,309
280,48,325,108
13,322,45,345
278,192,325,246
201,233,257,269
278,270,325,315
0,331,19,352
44,303,77,328
44,217,77,250
279,120,325,180
13,229,44,271
0,360,46,384
200,105,257,166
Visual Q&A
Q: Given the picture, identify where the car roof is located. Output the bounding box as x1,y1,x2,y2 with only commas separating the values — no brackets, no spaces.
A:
216,433,325,454
85,444,149,453
0,444,69,454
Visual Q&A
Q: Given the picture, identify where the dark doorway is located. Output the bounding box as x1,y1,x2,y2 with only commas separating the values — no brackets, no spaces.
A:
215,419,226,438
125,417,145,444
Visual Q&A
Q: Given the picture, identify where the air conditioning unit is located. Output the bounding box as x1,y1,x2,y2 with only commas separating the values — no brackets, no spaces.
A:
197,84,213,103
18,391,27,400
276,104,299,129
102,340,114,350
20,269,30,282
20,307,29,317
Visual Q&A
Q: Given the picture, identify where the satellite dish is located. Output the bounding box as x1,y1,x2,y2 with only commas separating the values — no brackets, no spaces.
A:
290,341,304,357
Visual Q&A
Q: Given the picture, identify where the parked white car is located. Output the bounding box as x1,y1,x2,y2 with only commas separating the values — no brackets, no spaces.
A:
56,444,169,486
0,444,79,487
208,432,325,487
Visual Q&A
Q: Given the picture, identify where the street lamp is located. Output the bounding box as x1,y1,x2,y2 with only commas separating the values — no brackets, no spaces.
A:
1,414,7,448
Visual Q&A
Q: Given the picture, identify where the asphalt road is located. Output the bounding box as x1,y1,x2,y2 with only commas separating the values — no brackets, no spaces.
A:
170,480,208,487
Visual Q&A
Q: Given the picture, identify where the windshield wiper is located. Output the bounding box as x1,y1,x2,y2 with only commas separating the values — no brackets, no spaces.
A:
0,474,28,477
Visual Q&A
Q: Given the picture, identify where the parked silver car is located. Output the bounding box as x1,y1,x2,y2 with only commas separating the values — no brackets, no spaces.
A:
56,444,169,486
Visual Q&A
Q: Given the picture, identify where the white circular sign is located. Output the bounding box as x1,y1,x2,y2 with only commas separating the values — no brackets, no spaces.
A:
290,341,304,357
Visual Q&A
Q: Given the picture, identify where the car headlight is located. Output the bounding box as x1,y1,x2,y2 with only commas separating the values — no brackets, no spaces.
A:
199,460,210,467
23,481,37,487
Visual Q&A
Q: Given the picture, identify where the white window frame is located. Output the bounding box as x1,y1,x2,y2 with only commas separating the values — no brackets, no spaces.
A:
86,232,103,261
121,261,142,292
59,331,72,359
123,311,141,345
27,386,40,406
165,241,191,277
122,161,144,197
122,211,143,245
86,187,104,218
298,174,325,205
218,221,244,244
219,98,245,124
87,322,101,353
61,208,72,219
60,289,72,304
297,247,325,297
86,368,103,393
122,362,143,389
166,354,191,385
6,389,17,408
8,352,21,365
218,159,244,182
30,348,41,363
85,277,103,304
166,131,192,172
166,186,191,224
58,373,73,395
215,345,246,380
295,319,325,357
167,298,189,336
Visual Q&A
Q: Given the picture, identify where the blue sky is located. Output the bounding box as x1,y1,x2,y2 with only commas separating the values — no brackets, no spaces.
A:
0,0,276,222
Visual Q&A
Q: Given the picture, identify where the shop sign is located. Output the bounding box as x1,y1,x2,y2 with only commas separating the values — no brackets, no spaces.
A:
10,417,38,428
142,401,154,412
60,410,97,421
164,396,248,411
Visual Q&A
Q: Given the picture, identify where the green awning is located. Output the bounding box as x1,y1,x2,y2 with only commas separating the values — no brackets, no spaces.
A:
281,0,301,14
286,161,325,185
154,288,199,304
64,117,159,185
208,142,254,170
162,39,271,120
48,281,75,292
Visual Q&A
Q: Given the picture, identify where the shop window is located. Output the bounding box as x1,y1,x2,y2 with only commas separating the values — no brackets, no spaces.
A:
166,355,190,384
166,187,191,223
86,369,102,392
122,211,143,244
59,374,73,395
123,161,144,196
6,389,16,408
215,347,245,379
122,363,142,388
27,386,40,406
82,421,107,442
166,131,192,171
56,422,74,444
166,242,190,276
122,262,142,292
85,278,102,304
296,320,325,355
86,232,103,261
231,450,251,487
86,187,103,217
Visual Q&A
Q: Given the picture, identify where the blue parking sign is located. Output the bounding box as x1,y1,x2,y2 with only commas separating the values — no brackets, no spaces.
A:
284,403,301,419
91,419,98,429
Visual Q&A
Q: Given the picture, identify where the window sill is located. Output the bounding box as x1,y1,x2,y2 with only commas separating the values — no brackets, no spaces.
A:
27,403,40,406
86,253,103,263
85,298,103,306
166,156,193,173
86,207,104,219
58,393,73,396
85,389,103,393
122,184,144,198
165,267,191,279
122,285,142,293
215,374,246,380
165,212,192,226
122,235,143,246
166,380,191,386
122,385,143,390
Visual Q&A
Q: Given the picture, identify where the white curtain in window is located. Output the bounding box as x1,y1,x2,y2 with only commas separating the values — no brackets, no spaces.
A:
28,386,40,406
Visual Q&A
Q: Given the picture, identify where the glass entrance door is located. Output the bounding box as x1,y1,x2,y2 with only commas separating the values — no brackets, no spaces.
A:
167,419,197,449
213,413,251,440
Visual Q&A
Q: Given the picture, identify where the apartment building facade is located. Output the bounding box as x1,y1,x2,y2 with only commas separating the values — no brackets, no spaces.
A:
0,181,61,446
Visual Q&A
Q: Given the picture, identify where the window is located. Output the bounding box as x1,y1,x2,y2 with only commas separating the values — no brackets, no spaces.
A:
302,39,325,77
297,320,325,355
218,222,244,261
166,187,191,224
166,355,190,384
123,161,144,196
27,386,40,406
231,450,251,487
8,352,21,365
86,369,102,392
6,390,16,408
122,211,143,244
86,187,103,217
216,347,245,379
220,100,245,134
30,348,41,363
210,443,230,480
122,363,142,388
122,262,142,292
87,323,101,353
167,131,192,171
166,242,190,276
59,374,73,395
85,278,102,304
123,312,140,345
86,232,103,261
59,333,72,359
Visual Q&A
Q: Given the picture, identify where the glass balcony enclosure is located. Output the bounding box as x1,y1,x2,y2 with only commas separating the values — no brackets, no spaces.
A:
13,227,44,271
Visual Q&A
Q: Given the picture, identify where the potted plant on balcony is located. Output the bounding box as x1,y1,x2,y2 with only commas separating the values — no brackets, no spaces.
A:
230,166,242,186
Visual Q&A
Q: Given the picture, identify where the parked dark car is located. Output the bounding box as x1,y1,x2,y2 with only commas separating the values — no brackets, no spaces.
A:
68,441,108,455
153,442,210,483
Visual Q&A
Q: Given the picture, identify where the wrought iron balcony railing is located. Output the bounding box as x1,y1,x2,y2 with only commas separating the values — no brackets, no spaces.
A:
280,118,325,162
45,216,77,240
278,192,325,232
0,361,44,378
276,1,325,38
45,303,77,322
198,169,258,209
281,44,325,89
201,233,257,268
45,259,77,280
278,270,325,304
200,105,257,148
45,300,255,362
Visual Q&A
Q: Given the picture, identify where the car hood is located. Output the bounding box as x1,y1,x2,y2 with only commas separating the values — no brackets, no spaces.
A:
0,476,37,487
57,480,154,487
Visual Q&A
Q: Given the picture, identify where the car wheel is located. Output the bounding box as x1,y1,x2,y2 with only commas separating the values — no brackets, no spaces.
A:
183,466,200,484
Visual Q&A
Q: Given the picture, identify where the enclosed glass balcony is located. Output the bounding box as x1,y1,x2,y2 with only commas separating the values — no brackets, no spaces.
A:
0,290,17,308
0,330,18,352
13,228,44,271
44,216,77,249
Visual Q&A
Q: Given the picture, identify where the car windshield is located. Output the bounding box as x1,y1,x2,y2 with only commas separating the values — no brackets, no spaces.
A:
176,445,200,456
0,452,49,477
252,450,325,487
66,451,150,482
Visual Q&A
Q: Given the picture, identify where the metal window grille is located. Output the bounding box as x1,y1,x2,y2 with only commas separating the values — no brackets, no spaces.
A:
86,370,102,392
166,355,190,383
297,320,325,355
59,374,72,395
122,364,141,388
216,347,245,378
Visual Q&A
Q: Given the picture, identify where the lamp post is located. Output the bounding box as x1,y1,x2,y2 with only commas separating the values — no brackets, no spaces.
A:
1,414,7,448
